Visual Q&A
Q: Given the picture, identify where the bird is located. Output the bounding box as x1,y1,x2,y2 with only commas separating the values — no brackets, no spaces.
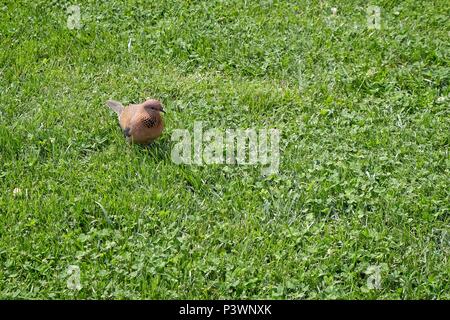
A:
106,98,165,145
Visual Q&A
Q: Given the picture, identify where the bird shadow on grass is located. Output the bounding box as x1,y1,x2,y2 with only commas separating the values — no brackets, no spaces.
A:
129,136,173,163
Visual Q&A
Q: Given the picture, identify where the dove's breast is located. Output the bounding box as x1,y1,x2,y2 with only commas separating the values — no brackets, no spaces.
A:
119,105,163,144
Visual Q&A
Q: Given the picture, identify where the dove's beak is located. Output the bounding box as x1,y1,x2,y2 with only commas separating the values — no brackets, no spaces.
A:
160,109,166,113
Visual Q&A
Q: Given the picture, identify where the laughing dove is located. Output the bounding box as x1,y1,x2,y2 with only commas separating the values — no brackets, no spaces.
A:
106,99,165,144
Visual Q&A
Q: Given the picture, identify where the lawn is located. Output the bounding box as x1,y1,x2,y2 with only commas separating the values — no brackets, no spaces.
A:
0,0,449,299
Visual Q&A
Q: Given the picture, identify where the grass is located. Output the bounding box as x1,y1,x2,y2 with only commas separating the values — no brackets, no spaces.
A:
0,0,449,299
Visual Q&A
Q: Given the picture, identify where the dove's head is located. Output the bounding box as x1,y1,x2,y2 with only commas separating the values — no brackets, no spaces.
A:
143,99,165,113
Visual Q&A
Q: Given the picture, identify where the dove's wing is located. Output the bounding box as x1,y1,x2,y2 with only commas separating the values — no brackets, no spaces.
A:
106,100,124,116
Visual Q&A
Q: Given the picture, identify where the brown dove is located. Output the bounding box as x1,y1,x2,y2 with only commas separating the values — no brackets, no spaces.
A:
106,99,165,144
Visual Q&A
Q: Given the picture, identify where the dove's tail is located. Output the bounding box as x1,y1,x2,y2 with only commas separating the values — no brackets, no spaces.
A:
106,100,124,116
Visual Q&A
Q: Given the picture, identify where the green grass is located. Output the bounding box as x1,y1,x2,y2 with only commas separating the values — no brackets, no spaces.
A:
0,0,449,299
